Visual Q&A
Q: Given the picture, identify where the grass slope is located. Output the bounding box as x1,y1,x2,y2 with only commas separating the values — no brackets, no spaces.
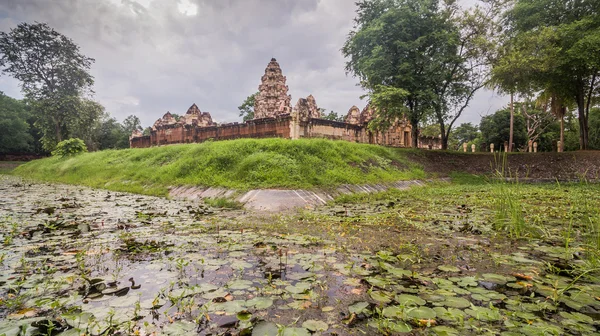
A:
13,138,425,196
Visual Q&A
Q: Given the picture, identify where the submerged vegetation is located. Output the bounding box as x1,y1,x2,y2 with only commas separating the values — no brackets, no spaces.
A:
13,138,425,196
1,173,600,335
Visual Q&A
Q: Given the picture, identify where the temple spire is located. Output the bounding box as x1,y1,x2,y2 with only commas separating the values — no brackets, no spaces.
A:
254,58,292,119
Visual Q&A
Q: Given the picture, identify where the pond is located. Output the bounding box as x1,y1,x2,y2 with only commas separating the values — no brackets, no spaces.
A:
1,176,599,335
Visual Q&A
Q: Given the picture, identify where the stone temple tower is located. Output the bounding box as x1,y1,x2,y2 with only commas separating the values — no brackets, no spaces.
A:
254,58,292,119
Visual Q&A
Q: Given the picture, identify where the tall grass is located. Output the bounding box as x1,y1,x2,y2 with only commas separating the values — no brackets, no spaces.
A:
13,138,425,196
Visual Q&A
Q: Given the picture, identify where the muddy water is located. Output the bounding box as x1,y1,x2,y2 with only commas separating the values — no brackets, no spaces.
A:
0,177,371,335
1,176,600,336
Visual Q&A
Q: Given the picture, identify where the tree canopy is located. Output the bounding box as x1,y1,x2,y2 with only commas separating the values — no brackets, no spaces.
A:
496,0,600,149
343,0,499,149
0,22,98,150
0,92,32,154
239,92,258,122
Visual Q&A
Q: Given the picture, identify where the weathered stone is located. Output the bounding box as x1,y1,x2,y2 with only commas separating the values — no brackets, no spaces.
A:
360,104,376,124
292,98,311,122
179,103,215,127
306,95,320,119
130,58,443,150
254,58,292,119
345,106,362,125
130,129,143,139
152,112,177,130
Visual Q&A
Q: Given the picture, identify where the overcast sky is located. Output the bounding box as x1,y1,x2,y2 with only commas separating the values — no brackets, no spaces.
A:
0,0,509,128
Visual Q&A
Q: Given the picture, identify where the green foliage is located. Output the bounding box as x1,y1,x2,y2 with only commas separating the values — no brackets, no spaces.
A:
15,138,425,196
203,197,243,209
51,138,88,158
480,109,527,151
321,110,344,122
449,123,480,151
0,92,32,154
499,0,600,149
0,22,98,151
238,92,258,122
343,0,499,149
589,108,600,150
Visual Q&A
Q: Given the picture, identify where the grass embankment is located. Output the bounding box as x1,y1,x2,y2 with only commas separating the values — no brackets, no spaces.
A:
0,161,24,174
13,138,425,196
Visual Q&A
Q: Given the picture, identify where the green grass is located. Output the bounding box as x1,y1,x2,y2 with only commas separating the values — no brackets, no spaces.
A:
203,197,244,209
13,138,425,196
0,161,25,174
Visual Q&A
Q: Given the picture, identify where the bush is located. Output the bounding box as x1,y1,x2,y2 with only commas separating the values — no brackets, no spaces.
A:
52,138,87,157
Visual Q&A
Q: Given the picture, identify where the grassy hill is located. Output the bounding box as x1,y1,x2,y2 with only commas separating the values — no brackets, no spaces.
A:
13,138,425,196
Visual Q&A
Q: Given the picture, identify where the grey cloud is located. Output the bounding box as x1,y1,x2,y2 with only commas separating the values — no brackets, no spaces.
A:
0,0,507,129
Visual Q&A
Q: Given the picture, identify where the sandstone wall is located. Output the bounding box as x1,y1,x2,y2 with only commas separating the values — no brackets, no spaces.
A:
131,115,441,149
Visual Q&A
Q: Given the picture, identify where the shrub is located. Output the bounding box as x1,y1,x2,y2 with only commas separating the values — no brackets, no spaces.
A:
52,138,87,157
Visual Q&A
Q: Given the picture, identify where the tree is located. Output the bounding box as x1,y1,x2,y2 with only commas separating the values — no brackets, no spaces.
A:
122,115,142,135
343,0,499,149
589,108,600,150
238,92,258,122
449,123,480,150
343,0,433,147
0,22,96,150
0,92,32,154
503,0,600,150
480,108,527,151
321,109,344,122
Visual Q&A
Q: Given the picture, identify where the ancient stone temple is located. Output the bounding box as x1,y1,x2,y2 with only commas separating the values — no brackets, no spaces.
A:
130,58,442,149
344,106,362,125
254,58,292,119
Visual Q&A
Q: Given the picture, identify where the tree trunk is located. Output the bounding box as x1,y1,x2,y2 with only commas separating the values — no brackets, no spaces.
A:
509,92,514,152
55,120,62,143
412,127,419,148
560,114,564,152
576,81,589,150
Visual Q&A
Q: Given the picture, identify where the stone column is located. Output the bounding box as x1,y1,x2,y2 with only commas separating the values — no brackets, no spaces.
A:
471,144,476,153
490,143,494,153
528,140,533,153
557,141,563,152
504,141,509,152
463,143,468,152
533,142,538,153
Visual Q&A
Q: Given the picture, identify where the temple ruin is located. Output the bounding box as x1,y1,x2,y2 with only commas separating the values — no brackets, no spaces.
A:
130,58,441,149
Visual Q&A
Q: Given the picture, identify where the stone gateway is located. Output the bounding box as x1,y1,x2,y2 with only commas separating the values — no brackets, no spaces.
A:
130,59,441,149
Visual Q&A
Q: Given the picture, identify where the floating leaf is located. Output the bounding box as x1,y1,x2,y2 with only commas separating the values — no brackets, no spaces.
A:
349,301,370,314
370,290,394,304
438,265,460,273
406,306,436,320
252,322,278,336
302,320,328,332
395,294,426,306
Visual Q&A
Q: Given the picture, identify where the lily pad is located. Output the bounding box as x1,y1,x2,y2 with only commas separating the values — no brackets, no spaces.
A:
406,306,437,319
252,322,278,336
302,320,328,332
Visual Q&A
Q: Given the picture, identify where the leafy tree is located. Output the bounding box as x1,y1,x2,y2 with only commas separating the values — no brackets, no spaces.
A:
0,22,96,150
480,108,527,151
142,127,152,136
170,114,182,122
589,108,600,150
0,92,32,154
502,0,600,149
96,115,129,150
122,115,142,135
239,92,258,122
52,138,87,157
343,0,499,149
321,109,344,122
449,123,480,150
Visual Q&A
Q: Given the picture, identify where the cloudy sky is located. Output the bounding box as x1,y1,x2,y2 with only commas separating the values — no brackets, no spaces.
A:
0,0,508,128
